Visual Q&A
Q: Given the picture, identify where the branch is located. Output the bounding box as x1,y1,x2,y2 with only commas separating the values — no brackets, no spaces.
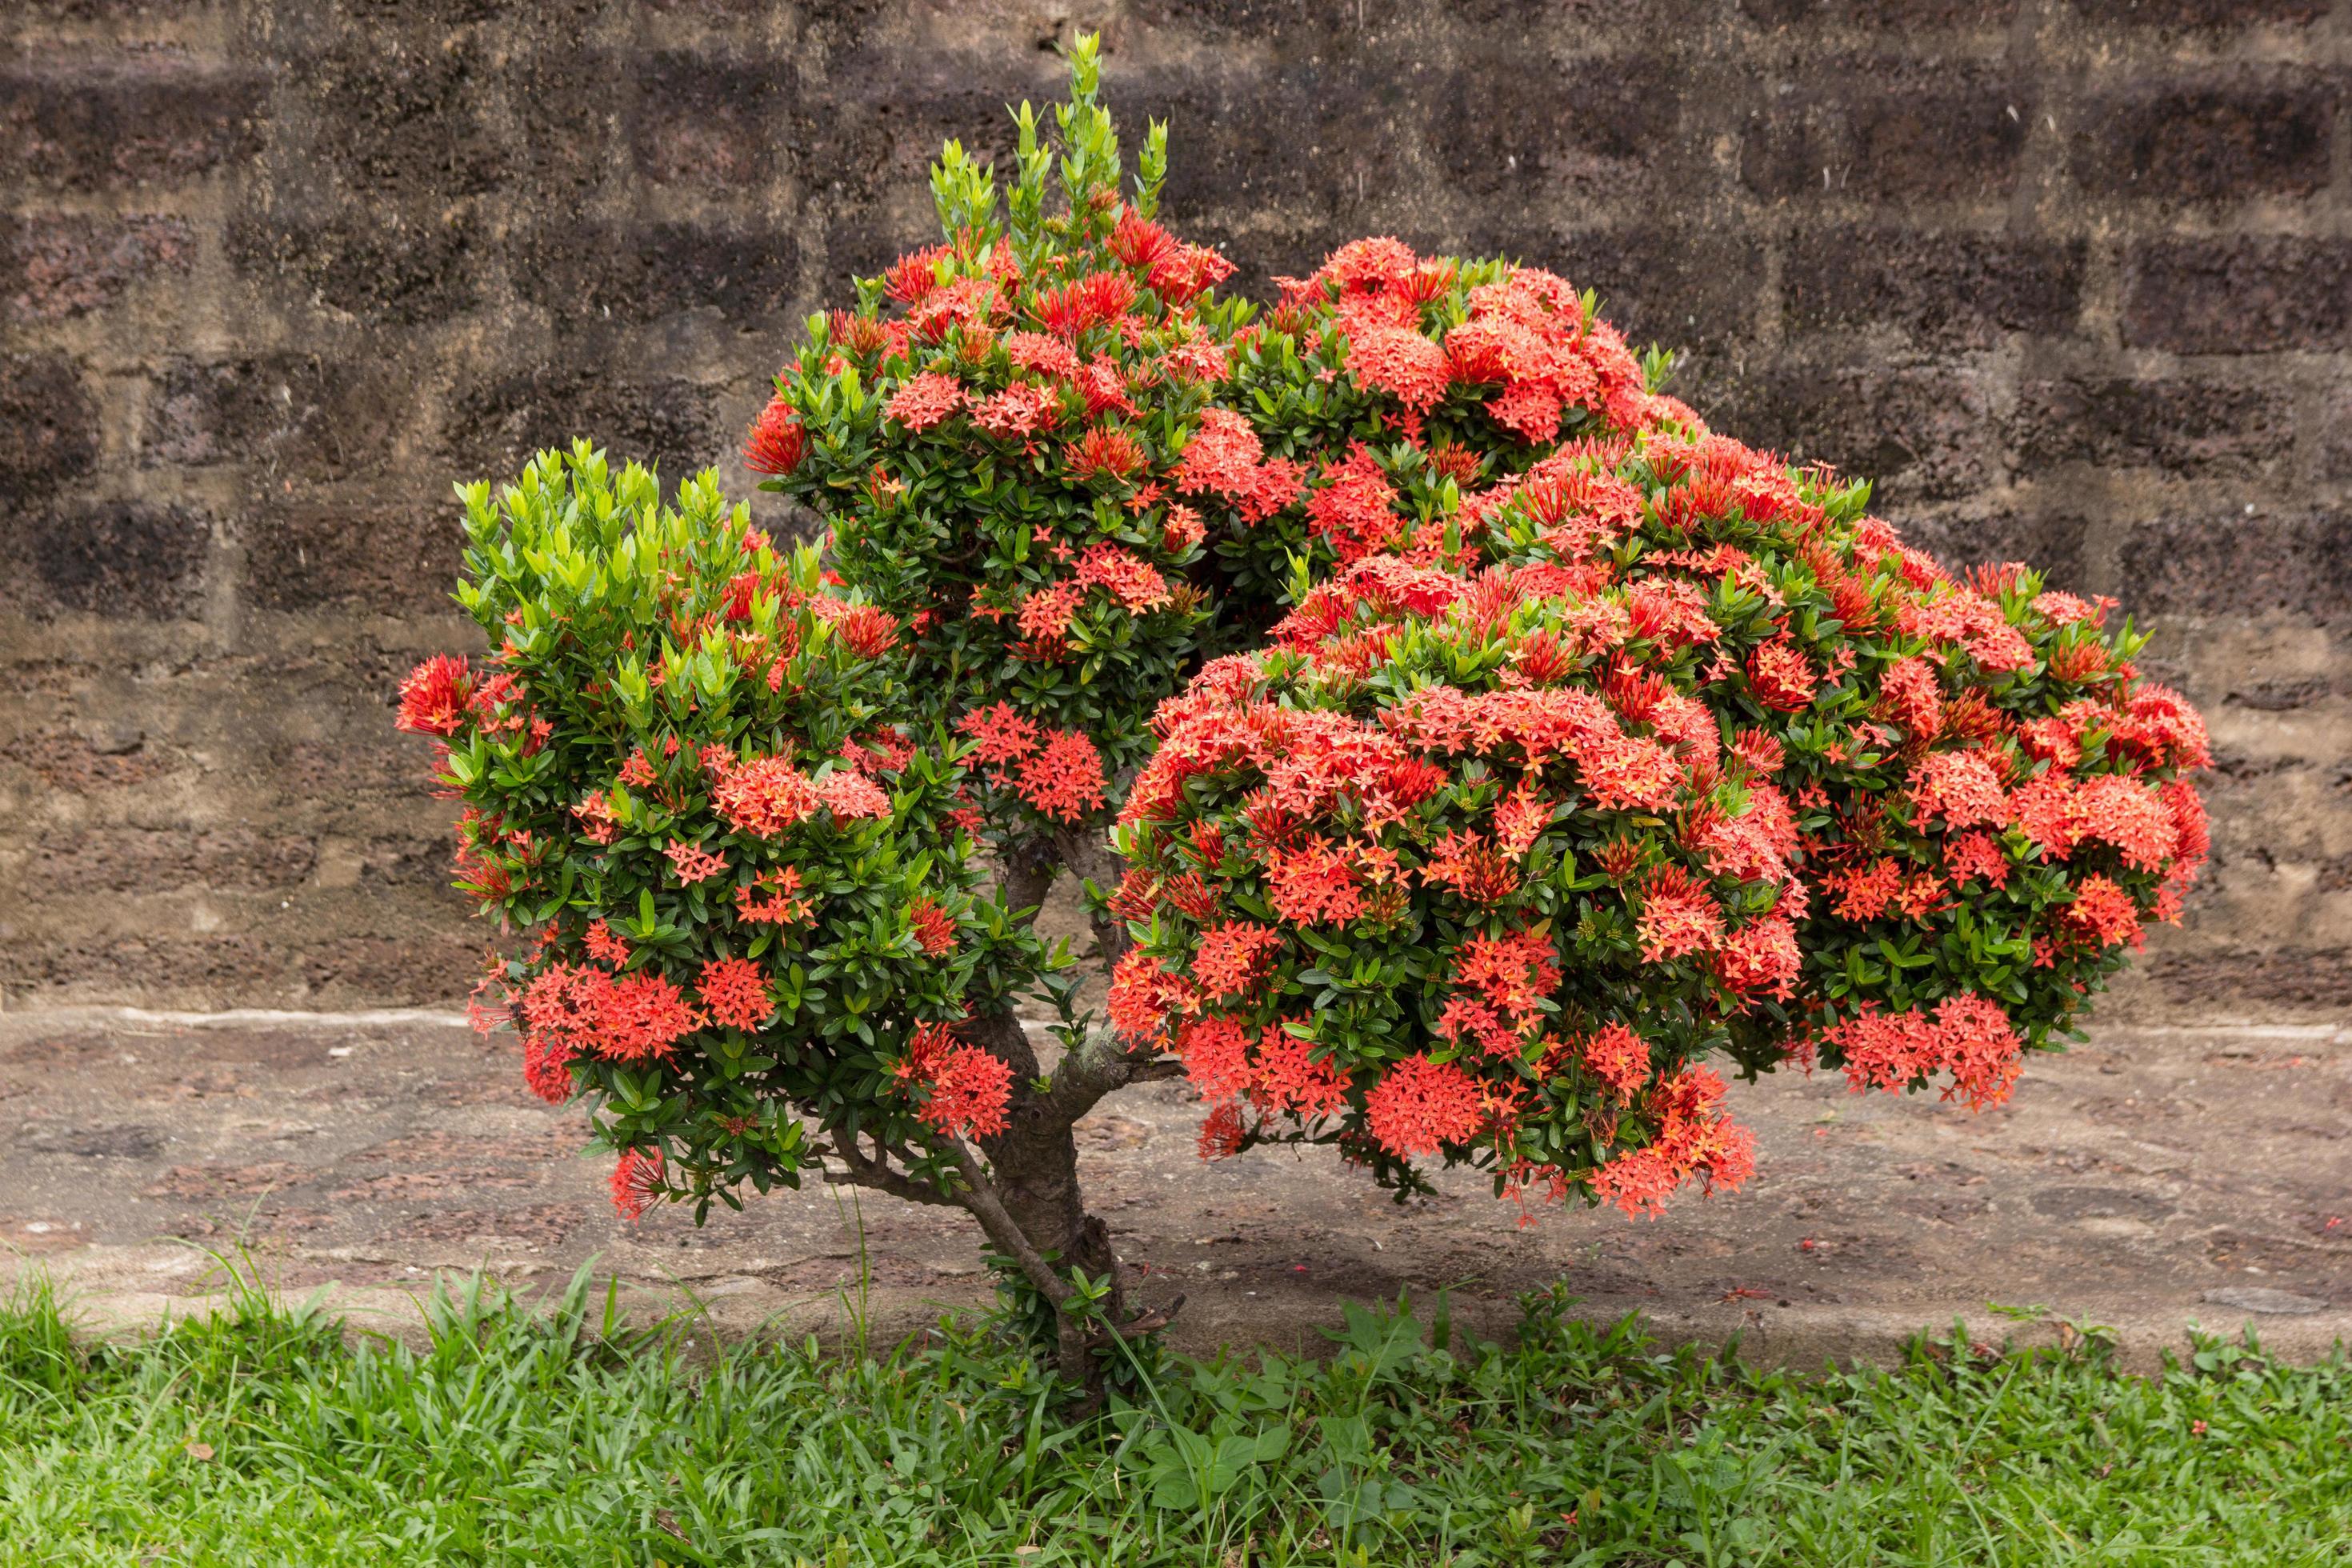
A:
1084,1293,1186,1348
1042,1022,1182,1124
823,1133,959,1209
945,1137,1073,1308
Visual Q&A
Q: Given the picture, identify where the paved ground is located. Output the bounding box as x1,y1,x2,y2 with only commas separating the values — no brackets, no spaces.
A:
4,1007,2347,1369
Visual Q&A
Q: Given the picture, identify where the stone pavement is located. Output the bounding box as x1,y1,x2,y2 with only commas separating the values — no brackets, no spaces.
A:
4,1007,2347,1370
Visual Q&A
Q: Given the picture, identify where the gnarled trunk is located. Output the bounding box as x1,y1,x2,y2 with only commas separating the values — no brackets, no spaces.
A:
959,1005,1133,1386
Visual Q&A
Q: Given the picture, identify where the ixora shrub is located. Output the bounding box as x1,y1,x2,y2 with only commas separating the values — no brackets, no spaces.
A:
400,40,2207,1391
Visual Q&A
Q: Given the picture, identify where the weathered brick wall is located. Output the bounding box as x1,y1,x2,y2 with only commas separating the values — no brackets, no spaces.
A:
4,0,2346,1015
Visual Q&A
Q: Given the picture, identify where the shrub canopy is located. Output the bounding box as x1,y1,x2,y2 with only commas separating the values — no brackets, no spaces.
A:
406,451,1053,1216
400,41,2209,1279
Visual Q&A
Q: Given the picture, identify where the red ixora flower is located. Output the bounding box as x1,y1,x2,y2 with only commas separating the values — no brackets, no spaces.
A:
714,757,822,838
1346,325,1452,412
698,955,772,1031
1828,991,2023,1112
1746,638,1818,713
1365,1054,1484,1158
1194,921,1283,999
816,599,901,659
898,1021,1012,1138
666,840,729,885
886,370,966,432
611,1146,666,1222
735,866,814,926
742,394,808,476
907,897,956,955
583,918,630,968
818,768,892,822
1015,727,1109,823
1582,1022,1650,1098
1066,425,1146,484
397,654,471,737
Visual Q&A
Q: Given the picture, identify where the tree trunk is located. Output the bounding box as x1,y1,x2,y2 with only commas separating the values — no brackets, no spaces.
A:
988,1116,1126,1382
995,833,1060,926
1053,822,1131,966
962,1006,1130,1388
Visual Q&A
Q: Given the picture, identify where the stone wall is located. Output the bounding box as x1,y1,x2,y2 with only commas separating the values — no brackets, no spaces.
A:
4,0,2347,1014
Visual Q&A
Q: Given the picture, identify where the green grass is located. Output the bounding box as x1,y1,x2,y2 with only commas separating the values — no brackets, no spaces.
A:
1,1266,2346,1567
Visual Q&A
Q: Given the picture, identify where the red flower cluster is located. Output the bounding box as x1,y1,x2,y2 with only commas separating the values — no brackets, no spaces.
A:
410,455,1032,1232
742,395,808,477
898,1021,1013,1138
1590,1068,1755,1219
521,962,702,1090
610,1146,666,1222
397,654,472,738
1826,994,2025,1112
1110,282,2208,1219
955,705,1109,824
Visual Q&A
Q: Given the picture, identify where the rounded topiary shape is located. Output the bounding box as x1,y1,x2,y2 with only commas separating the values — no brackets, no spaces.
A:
1189,238,1698,625
747,40,1265,847
400,446,1050,1215
1114,406,2208,1219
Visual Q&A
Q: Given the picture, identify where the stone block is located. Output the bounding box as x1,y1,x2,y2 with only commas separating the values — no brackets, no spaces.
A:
226,206,483,328
1746,64,2030,202
5,502,210,619
2067,0,2329,27
1,53,266,190
1702,359,2004,504
1785,229,2083,349
6,214,198,323
2073,76,2334,203
1438,53,1684,200
510,220,800,329
0,353,101,499
629,50,787,190
142,354,418,477
2116,513,2352,623
2012,377,2294,479
239,498,466,614
2122,238,2352,355
441,368,723,484
305,36,503,198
